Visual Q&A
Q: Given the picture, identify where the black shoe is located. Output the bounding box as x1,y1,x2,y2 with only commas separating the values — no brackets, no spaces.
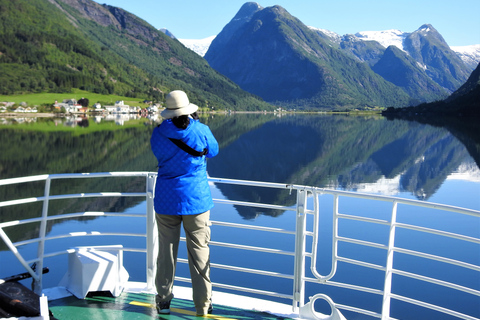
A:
208,303,213,314
156,300,171,314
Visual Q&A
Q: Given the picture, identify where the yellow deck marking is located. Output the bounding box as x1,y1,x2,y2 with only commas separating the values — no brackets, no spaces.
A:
129,301,237,319
130,301,153,307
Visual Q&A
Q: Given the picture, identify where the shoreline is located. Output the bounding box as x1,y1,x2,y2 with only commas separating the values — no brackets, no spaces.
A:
0,112,59,118
0,110,383,118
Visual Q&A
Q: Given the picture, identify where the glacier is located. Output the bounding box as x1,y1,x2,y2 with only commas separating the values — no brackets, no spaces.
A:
354,29,407,51
451,44,480,67
178,35,216,57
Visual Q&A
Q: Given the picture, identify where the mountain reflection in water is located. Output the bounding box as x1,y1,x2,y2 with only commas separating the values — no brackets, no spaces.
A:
0,114,478,222
1,115,479,320
207,114,479,218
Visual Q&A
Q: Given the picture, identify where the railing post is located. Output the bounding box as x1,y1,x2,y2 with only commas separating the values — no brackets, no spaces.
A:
382,201,398,320
331,194,340,278
293,188,308,312
33,177,51,295
146,173,157,292
308,192,340,284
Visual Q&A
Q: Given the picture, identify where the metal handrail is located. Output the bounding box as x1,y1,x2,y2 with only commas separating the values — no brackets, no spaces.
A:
1,173,479,320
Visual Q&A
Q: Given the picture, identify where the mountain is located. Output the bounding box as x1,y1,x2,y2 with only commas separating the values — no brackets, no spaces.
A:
449,62,480,98
160,28,176,39
352,28,480,74
176,3,478,109
371,45,448,103
185,27,480,74
0,0,272,111
203,3,476,109
204,3,410,110
444,62,480,111
316,25,472,94
383,62,480,116
336,34,386,66
206,2,263,59
451,44,480,71
402,24,470,92
333,34,450,103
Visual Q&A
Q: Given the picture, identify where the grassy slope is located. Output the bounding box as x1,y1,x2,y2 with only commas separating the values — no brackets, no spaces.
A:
0,89,144,107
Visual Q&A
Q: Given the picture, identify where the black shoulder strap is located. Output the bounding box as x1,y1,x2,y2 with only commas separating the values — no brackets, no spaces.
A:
168,138,208,157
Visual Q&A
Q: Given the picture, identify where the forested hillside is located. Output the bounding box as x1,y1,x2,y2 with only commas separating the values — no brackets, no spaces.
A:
383,63,480,117
205,4,411,110
0,0,272,111
204,4,474,110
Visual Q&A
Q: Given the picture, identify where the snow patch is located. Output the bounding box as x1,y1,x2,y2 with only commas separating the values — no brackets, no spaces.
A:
447,161,480,182
451,44,480,65
179,35,216,57
308,26,341,43
452,44,480,54
354,29,407,51
417,62,427,70
355,174,403,196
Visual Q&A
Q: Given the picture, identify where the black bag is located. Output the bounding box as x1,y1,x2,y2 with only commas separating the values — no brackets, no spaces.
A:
169,138,208,157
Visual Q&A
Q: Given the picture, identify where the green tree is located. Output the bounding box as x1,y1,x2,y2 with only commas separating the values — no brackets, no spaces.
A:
78,97,89,108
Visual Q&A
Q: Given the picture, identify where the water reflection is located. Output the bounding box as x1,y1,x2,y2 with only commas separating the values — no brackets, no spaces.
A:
0,113,159,127
331,125,473,199
207,115,479,218
0,114,478,221
2,114,478,320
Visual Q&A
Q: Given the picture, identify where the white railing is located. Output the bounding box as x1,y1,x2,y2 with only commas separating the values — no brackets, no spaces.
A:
0,173,479,320
0,172,157,294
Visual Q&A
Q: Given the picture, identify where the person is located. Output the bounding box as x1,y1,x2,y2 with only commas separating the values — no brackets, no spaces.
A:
150,90,219,316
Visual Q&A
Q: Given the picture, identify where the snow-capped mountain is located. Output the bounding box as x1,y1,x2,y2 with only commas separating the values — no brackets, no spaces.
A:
310,26,480,73
351,28,480,69
451,44,480,70
178,26,480,70
355,28,480,68
176,12,478,107
179,36,216,57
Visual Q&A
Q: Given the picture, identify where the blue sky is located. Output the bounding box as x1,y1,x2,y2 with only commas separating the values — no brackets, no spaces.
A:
94,0,479,47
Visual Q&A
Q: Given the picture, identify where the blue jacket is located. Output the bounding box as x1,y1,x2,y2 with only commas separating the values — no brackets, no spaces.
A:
151,118,219,215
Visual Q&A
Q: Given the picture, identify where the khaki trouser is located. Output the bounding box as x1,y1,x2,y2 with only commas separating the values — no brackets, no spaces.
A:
155,211,212,315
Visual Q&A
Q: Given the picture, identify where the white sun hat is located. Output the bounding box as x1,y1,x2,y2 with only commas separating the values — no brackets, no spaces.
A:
161,90,198,119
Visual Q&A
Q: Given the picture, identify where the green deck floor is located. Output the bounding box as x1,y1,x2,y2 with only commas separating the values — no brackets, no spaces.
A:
48,292,292,319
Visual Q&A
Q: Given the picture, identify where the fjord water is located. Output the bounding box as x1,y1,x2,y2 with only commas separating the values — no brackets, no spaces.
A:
0,114,479,319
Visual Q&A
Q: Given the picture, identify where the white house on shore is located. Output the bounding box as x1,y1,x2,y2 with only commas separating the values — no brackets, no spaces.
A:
92,103,104,112
13,107,38,113
104,101,140,114
148,104,160,113
54,99,85,113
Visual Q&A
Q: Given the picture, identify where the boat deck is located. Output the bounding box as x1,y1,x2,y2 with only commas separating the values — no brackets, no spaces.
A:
2,173,479,319
48,291,292,320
